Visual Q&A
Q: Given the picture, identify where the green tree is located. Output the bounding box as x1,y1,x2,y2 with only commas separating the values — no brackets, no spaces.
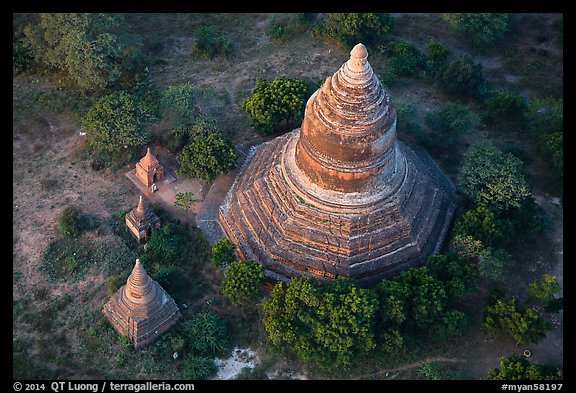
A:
525,97,563,134
482,297,551,344
183,355,218,379
262,277,379,369
426,253,478,300
453,204,503,246
192,25,230,60
57,206,82,238
477,247,514,280
160,83,201,130
425,39,451,76
425,102,479,145
457,141,531,211
437,54,487,98
538,132,563,177
527,274,561,307
176,132,238,181
380,40,424,77
221,260,264,307
174,192,198,212
23,13,140,92
182,311,230,356
13,41,34,75
487,354,563,380
211,237,237,268
449,234,485,260
144,221,207,269
82,91,150,153
483,91,527,126
443,13,509,52
241,77,313,135
312,13,394,49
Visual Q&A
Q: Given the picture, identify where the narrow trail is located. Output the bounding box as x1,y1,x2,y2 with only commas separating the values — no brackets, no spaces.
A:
352,357,465,380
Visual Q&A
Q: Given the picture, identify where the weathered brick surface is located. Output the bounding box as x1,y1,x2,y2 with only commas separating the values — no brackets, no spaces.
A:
219,44,456,286
102,259,182,349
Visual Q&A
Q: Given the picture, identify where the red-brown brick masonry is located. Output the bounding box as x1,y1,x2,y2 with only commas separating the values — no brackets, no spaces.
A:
219,44,457,286
102,259,182,349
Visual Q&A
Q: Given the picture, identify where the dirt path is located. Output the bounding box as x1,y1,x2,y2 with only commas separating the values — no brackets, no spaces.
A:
352,357,464,380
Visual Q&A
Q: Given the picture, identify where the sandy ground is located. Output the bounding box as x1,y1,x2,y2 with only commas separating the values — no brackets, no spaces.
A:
213,347,258,380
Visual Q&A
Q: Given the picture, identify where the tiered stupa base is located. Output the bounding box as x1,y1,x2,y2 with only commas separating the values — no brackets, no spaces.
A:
219,129,456,286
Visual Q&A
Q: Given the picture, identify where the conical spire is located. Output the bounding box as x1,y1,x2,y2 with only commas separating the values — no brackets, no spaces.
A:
124,258,156,304
294,42,396,193
136,195,146,217
140,148,158,167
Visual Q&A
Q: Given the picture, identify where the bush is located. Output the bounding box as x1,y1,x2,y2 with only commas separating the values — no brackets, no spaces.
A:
183,311,230,357
437,54,487,98
312,13,394,49
527,274,561,307
443,13,510,52
487,354,563,380
211,237,237,268
483,91,527,125
160,83,200,130
13,41,34,75
221,260,264,307
379,40,424,77
41,237,94,281
176,132,238,181
144,222,209,269
82,91,152,154
23,13,140,92
452,204,503,247
538,132,563,177
425,102,479,145
482,297,551,344
241,77,314,135
183,355,218,380
477,247,514,280
192,25,230,60
525,97,563,134
449,234,485,260
262,277,379,369
425,39,451,76
57,206,82,238
457,141,531,211
268,13,313,43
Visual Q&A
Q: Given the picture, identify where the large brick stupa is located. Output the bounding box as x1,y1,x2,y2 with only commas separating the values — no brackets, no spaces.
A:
219,43,456,286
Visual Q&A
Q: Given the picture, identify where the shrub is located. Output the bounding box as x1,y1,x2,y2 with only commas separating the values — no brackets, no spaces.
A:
443,13,510,52
483,91,527,125
312,13,394,49
183,311,230,356
82,91,151,154
482,297,551,344
425,39,451,76
525,97,563,134
487,354,563,380
13,41,34,75
425,102,479,145
538,132,563,176
176,132,238,181
160,83,200,130
192,25,230,60
23,13,140,92
452,204,503,247
241,77,314,135
57,206,82,238
437,54,487,98
221,260,264,307
183,355,218,380
268,13,313,43
477,247,514,280
527,274,561,307
211,237,237,268
380,40,424,77
457,141,531,211
449,234,485,260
